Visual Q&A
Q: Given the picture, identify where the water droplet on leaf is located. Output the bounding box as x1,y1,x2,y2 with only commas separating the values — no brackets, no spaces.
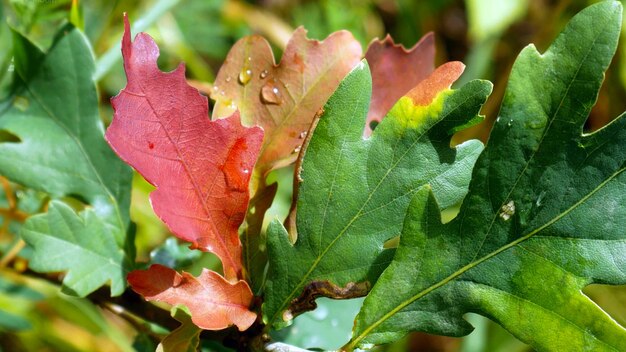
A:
225,76,232,83
299,131,308,139
221,138,252,192
293,145,301,154
260,70,268,79
239,69,252,85
261,80,282,105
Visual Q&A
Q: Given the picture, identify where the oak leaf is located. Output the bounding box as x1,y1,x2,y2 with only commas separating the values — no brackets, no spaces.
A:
348,2,626,350
211,27,362,182
105,16,263,280
128,264,256,331
364,33,435,136
264,61,491,327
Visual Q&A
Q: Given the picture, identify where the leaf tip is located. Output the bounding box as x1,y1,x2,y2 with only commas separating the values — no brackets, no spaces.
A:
405,61,464,106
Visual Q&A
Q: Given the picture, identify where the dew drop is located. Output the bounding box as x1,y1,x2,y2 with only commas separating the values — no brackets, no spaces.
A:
238,69,252,85
293,145,301,154
229,100,237,110
247,56,252,62
225,76,232,83
261,80,283,105
260,69,269,79
221,138,251,192
299,131,308,139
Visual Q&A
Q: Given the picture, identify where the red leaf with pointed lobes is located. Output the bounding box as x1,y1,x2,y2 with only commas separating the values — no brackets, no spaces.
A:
128,265,257,331
105,15,263,281
364,33,436,136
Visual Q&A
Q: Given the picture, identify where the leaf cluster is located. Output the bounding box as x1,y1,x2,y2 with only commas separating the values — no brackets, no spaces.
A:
1,1,626,351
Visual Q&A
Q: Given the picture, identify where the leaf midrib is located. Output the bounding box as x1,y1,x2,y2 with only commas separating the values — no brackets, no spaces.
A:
470,20,604,262
24,65,126,237
348,167,625,349
270,89,480,324
134,86,241,277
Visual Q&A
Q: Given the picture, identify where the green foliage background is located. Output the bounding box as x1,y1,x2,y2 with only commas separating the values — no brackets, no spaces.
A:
1,0,626,351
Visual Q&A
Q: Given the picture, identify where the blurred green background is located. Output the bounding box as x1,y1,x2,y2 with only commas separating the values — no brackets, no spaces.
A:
1,0,626,351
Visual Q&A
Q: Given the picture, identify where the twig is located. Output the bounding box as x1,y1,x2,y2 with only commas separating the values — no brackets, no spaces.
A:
0,239,26,268
0,176,16,209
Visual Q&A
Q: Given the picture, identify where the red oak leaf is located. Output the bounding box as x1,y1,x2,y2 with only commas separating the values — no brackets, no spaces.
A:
128,264,256,331
105,15,263,281
364,33,435,136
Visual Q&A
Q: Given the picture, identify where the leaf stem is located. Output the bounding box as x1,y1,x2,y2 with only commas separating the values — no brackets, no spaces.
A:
0,239,25,268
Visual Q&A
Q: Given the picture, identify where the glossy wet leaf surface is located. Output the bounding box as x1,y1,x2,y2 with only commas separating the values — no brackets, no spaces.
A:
264,60,492,327
349,2,626,350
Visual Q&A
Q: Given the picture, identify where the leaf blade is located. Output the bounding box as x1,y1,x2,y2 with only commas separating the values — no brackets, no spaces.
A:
264,60,492,327
105,17,263,280
128,264,257,331
0,25,134,296
349,2,626,349
364,33,435,136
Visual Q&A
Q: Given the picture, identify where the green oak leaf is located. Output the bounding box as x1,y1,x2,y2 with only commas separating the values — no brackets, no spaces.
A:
264,61,492,327
0,25,133,296
347,1,626,350
22,201,131,296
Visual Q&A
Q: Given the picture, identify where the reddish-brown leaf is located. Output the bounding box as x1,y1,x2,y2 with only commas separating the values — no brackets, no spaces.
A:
128,264,256,331
364,33,435,136
405,61,465,106
105,16,263,280
211,27,362,183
